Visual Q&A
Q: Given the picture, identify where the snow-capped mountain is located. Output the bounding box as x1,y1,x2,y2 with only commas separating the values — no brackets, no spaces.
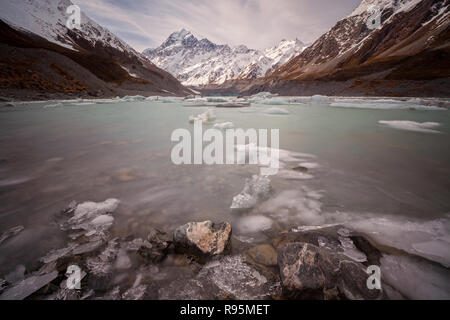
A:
0,0,189,98
143,30,306,86
271,0,450,80
0,0,134,53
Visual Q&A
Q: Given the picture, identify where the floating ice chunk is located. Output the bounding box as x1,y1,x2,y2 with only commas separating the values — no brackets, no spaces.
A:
338,237,367,262
0,271,58,300
379,120,441,133
183,101,210,107
346,215,450,267
70,199,120,224
74,102,96,106
260,189,323,225
0,225,24,245
122,285,147,300
5,265,26,284
311,95,330,105
330,101,445,110
43,102,63,109
216,102,251,108
257,97,290,105
250,92,278,100
231,175,271,209
188,108,216,123
237,216,273,234
72,240,103,255
298,162,320,169
123,95,146,101
40,244,77,264
91,215,114,227
115,249,132,270
380,254,450,300
213,122,234,129
263,107,290,115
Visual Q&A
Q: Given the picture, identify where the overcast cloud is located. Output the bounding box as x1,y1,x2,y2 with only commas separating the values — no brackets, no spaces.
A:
73,0,362,52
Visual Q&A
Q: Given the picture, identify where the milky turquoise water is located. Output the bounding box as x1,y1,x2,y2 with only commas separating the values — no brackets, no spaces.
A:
0,98,449,280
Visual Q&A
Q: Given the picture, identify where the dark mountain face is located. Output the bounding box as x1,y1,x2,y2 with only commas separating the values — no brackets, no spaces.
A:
208,0,449,97
0,0,190,100
271,0,449,82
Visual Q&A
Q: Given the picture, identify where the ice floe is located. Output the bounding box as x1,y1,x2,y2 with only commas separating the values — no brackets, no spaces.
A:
263,107,290,115
345,214,450,268
379,120,441,133
236,215,274,234
213,122,234,129
311,95,331,105
380,254,450,300
0,225,24,245
0,271,58,300
231,175,272,209
188,108,216,123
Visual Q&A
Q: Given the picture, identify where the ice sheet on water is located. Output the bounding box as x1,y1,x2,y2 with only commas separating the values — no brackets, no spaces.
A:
311,95,331,105
0,271,58,300
345,214,450,268
0,225,24,245
236,215,273,234
5,265,25,284
380,254,450,300
379,120,441,133
249,92,278,100
263,107,290,114
338,237,367,262
69,199,119,225
123,95,146,102
188,108,216,124
259,188,324,225
330,99,446,110
231,175,271,209
213,122,234,129
43,102,63,109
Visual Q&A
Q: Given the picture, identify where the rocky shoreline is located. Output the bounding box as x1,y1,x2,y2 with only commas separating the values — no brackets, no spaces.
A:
0,198,406,300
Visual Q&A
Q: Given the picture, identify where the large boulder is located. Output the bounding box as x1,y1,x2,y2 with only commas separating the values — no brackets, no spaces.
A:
278,242,383,300
173,221,232,258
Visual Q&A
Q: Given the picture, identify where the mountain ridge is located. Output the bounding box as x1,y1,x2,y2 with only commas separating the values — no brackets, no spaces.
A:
0,0,190,100
143,29,307,86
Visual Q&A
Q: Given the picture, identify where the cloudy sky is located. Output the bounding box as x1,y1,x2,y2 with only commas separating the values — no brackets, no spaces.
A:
73,0,362,52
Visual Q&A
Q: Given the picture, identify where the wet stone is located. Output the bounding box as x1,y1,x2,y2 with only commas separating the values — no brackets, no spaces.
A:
278,242,382,300
173,221,232,258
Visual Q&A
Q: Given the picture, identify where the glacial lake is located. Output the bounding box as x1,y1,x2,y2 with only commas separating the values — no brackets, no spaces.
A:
0,96,449,299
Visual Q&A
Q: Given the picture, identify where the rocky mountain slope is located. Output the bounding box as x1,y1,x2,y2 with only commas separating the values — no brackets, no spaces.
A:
0,0,190,100
143,29,306,86
207,0,450,97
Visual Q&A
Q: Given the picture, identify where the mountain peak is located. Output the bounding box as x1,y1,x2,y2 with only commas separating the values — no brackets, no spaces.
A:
169,28,193,40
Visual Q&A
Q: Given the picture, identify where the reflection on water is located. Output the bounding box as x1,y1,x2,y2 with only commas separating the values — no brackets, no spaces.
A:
0,97,449,298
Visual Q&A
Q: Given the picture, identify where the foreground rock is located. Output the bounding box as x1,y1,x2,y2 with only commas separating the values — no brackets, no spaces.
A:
278,242,382,300
173,221,232,258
